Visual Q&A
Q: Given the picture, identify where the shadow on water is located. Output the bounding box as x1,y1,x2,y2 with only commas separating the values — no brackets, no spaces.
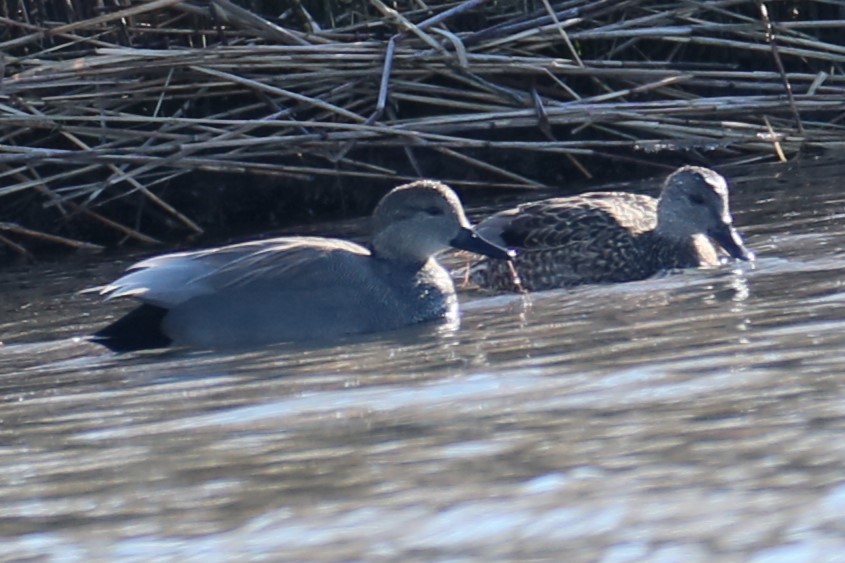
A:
2,156,845,559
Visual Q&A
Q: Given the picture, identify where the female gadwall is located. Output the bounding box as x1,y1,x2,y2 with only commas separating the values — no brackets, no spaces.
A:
470,166,753,292
93,180,513,351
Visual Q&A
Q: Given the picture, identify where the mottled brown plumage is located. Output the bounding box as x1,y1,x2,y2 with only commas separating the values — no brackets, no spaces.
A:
471,166,752,292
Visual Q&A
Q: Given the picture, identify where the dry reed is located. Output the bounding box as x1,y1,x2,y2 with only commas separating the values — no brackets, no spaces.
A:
1,0,844,255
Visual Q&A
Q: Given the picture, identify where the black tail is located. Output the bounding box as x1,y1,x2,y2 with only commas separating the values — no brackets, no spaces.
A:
92,304,172,352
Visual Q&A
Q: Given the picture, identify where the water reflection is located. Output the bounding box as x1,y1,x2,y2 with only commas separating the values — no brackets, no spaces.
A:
3,157,845,559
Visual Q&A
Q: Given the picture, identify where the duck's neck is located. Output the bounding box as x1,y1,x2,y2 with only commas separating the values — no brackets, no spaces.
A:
641,231,706,269
370,246,430,271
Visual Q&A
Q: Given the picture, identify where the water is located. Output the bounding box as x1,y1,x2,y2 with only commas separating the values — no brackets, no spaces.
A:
2,156,845,561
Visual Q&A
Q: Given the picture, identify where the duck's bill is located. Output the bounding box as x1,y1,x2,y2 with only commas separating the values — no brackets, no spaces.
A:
451,227,515,260
710,224,754,261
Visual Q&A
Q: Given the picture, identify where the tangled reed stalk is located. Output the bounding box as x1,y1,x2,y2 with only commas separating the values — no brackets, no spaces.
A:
1,0,844,257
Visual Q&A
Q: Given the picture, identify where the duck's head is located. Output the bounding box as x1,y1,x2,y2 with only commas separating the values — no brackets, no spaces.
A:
657,166,753,261
371,180,514,264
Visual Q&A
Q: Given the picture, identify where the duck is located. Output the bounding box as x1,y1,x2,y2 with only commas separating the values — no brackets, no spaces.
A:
92,179,514,351
469,165,752,292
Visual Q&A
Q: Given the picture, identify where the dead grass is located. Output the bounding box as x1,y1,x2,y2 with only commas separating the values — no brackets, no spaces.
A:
1,0,844,256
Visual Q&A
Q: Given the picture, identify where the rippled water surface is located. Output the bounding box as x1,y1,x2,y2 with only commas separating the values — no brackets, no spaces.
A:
3,157,845,561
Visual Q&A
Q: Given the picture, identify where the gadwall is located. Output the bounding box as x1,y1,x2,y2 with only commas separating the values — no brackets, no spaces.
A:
93,180,513,351
470,166,753,292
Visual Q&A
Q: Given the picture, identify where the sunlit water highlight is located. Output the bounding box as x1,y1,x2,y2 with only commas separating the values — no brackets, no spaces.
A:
2,156,845,560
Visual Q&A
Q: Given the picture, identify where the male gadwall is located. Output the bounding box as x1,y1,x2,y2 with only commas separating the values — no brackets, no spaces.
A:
93,180,513,351
470,166,753,292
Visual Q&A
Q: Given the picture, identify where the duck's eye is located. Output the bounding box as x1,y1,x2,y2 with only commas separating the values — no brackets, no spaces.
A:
688,193,706,205
423,206,445,216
